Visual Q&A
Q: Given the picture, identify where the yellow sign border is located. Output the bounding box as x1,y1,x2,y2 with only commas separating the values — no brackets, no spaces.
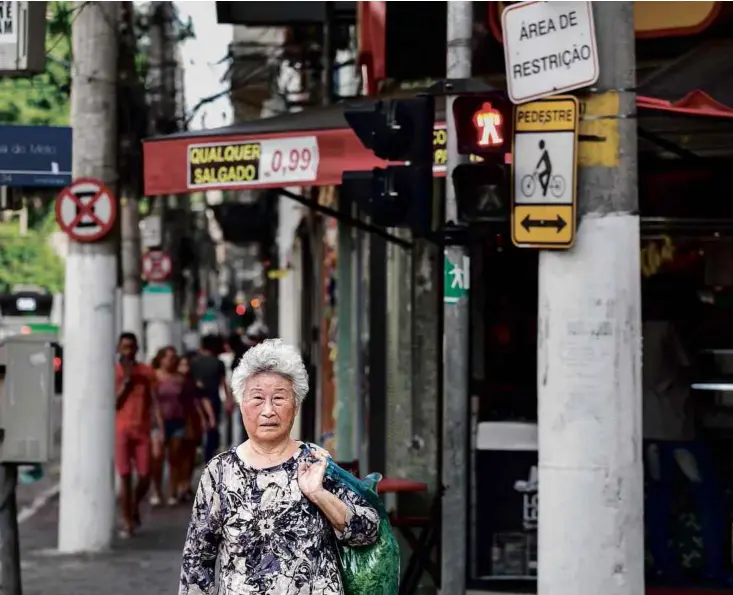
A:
510,95,579,250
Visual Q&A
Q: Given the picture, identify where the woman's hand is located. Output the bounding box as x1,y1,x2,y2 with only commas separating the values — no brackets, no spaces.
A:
298,457,327,500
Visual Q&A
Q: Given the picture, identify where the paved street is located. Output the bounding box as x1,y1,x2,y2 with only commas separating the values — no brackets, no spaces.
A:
13,395,194,595
19,493,190,595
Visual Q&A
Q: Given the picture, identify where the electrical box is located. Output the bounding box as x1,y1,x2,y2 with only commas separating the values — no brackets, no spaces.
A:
0,1,47,76
0,334,55,463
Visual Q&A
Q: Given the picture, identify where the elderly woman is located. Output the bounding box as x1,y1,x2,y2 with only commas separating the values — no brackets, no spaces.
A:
180,339,379,595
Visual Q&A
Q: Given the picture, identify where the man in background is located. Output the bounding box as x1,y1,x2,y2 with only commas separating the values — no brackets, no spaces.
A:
115,332,163,538
190,334,234,462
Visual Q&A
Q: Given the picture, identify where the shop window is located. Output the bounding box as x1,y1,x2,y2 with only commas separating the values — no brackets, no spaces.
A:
468,228,539,588
470,231,538,424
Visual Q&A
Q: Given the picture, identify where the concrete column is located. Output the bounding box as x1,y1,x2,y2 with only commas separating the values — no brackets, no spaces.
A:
385,231,412,479
335,196,355,462
58,0,121,554
537,4,643,594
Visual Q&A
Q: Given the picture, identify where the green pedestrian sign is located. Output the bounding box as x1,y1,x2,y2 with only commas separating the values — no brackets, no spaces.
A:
201,308,218,322
444,253,470,304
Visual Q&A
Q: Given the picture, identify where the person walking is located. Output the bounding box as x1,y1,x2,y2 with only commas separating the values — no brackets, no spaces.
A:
179,339,379,594
115,332,164,538
190,335,234,463
178,354,215,500
148,350,166,506
150,346,191,506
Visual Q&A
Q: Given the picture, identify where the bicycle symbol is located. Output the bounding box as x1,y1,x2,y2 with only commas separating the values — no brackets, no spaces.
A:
520,139,566,199
520,171,566,199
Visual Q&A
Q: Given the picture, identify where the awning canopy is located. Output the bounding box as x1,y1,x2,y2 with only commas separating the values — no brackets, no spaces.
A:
143,92,733,197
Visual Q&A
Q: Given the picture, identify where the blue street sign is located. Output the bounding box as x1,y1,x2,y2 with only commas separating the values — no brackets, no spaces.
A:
0,125,72,188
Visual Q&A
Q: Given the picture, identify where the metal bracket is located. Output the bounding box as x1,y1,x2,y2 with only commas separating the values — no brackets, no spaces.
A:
423,223,470,246
424,78,499,97
638,127,703,161
276,189,413,249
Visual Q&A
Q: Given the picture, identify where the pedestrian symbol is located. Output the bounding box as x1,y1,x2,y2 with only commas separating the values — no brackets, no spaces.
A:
536,140,551,197
444,254,470,305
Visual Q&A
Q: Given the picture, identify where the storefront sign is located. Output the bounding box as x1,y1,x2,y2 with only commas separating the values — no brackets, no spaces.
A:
433,126,447,170
641,236,675,278
187,136,320,189
433,124,485,174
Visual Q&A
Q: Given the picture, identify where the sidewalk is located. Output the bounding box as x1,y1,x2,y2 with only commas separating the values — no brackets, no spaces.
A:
19,494,191,595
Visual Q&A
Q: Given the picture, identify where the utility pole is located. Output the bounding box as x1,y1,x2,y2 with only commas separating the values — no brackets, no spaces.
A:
58,1,121,553
145,1,176,359
537,4,643,595
119,1,144,349
441,3,472,595
0,464,20,595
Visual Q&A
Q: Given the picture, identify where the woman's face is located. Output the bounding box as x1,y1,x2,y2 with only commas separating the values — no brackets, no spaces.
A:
178,357,190,376
240,372,297,444
161,348,177,371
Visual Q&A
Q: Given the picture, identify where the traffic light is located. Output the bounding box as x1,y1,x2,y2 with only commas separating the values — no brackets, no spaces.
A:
452,93,512,157
450,92,512,223
452,159,509,222
342,96,435,233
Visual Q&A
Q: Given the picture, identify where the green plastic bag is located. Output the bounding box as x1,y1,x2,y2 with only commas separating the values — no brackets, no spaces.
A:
326,459,400,595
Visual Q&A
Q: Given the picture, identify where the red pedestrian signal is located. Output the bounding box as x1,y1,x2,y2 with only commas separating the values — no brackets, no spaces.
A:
473,102,504,149
452,93,512,157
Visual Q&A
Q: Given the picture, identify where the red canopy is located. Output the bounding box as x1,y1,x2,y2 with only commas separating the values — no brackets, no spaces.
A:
143,90,733,197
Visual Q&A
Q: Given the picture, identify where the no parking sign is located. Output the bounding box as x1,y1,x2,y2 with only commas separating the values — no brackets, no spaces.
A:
142,250,172,282
55,178,117,243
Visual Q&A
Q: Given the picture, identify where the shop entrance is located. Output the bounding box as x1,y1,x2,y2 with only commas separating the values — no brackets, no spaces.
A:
467,163,733,594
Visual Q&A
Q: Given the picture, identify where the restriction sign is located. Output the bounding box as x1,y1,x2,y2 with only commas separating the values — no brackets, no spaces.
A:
142,250,172,282
511,95,579,250
55,178,117,243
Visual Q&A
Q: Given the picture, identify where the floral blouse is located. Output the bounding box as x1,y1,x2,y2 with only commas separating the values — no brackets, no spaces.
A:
179,443,380,595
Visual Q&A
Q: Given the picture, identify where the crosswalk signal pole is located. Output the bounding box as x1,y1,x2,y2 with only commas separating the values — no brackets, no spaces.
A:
441,2,473,595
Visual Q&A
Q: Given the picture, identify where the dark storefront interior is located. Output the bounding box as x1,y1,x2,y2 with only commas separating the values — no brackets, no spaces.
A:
467,152,733,591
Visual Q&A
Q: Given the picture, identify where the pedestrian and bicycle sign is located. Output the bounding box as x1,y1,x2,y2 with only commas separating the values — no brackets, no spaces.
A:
55,177,117,243
142,249,172,283
511,95,579,249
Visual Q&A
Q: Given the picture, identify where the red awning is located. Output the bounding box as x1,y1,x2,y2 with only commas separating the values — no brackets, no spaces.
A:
637,90,733,118
143,91,733,197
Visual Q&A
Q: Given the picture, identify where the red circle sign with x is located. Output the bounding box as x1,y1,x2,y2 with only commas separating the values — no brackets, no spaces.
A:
142,250,173,282
55,177,117,243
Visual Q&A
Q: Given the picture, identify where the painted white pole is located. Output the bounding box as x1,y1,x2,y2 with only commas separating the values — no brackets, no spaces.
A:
146,320,174,362
537,4,644,594
58,1,121,553
122,294,143,344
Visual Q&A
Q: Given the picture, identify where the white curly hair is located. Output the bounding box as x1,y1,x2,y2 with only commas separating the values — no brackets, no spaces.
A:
230,338,309,406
